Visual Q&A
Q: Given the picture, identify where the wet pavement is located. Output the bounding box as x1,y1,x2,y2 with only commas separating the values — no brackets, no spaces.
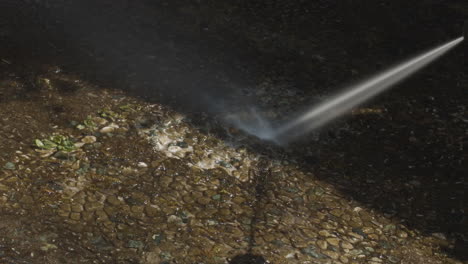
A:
1,1,467,263
0,67,466,263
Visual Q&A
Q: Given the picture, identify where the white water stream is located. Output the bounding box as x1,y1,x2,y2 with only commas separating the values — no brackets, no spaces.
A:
253,36,464,144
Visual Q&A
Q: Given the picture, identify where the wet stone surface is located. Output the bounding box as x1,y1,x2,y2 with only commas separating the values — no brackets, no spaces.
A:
0,66,466,264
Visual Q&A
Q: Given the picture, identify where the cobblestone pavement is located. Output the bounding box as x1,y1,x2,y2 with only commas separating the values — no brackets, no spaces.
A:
0,66,465,264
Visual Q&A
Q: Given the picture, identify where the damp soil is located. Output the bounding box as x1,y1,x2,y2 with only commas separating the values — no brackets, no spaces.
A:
0,1,467,263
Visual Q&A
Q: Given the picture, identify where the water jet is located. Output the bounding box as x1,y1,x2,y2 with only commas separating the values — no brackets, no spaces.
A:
246,34,465,145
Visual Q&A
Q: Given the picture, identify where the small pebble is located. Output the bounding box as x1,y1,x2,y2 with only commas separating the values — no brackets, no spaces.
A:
319,230,331,237
341,241,354,250
81,136,97,144
397,231,408,238
100,124,118,133
340,256,349,263
70,212,81,221
323,250,339,259
326,238,340,247
137,162,148,168
317,240,328,250
3,162,15,170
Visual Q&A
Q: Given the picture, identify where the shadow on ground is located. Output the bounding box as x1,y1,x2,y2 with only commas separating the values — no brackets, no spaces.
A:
229,254,267,264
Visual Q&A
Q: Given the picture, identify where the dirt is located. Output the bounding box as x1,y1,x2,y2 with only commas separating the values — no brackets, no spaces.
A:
0,1,467,263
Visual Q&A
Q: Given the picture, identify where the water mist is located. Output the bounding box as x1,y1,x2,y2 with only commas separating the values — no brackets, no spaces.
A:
238,36,464,145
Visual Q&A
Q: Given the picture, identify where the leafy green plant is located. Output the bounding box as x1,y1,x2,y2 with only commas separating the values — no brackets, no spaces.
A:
83,115,97,129
98,108,120,121
35,134,76,152
76,115,97,131
119,103,142,112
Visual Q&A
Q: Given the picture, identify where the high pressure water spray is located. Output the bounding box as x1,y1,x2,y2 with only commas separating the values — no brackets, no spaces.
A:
237,23,467,145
